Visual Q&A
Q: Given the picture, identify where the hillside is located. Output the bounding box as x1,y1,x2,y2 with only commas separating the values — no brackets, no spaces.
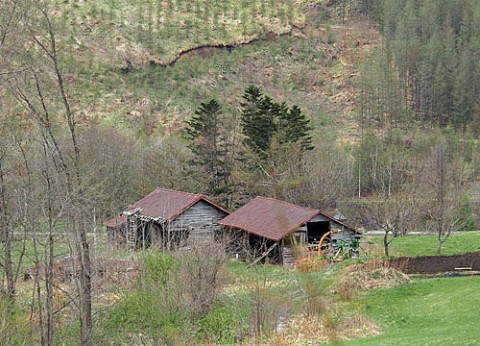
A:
19,1,379,141
3,1,480,345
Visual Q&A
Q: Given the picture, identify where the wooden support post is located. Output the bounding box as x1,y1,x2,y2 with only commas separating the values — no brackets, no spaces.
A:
249,242,279,266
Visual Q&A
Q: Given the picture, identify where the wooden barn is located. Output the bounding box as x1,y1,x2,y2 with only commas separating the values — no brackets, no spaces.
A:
218,197,361,265
103,188,229,250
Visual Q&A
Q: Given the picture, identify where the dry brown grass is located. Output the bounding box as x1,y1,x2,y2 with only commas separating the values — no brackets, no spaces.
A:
337,262,410,300
251,313,379,346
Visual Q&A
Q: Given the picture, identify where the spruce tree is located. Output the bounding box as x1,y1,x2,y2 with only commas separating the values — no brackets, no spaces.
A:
277,105,314,151
185,99,229,194
240,85,314,155
240,86,276,154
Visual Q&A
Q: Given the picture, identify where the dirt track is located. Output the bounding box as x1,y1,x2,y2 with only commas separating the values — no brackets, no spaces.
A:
389,252,480,274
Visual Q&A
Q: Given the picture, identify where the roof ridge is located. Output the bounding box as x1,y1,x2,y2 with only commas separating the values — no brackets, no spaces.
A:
153,187,229,214
154,186,202,198
253,196,320,213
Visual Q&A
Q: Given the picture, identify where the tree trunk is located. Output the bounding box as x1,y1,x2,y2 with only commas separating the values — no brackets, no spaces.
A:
436,240,442,254
0,160,15,307
383,231,390,257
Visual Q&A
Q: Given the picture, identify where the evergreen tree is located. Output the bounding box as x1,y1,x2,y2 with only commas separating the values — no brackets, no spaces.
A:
373,0,480,131
240,86,276,155
185,99,230,194
277,104,314,151
240,85,314,155
454,41,480,132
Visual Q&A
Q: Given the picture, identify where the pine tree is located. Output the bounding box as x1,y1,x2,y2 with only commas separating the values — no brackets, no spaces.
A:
240,86,276,155
185,99,230,194
240,85,314,155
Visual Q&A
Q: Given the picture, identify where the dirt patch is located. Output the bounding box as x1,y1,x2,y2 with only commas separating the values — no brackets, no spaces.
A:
389,252,480,274
146,28,295,69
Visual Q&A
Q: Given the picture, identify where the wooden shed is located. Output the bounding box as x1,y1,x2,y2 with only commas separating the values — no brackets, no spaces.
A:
103,188,229,250
218,197,361,265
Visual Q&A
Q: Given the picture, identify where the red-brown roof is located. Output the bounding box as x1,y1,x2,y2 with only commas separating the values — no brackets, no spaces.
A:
103,214,126,228
104,188,229,227
218,197,321,241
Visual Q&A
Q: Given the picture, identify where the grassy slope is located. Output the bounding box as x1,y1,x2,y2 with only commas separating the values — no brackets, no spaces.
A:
46,0,379,142
77,22,377,140
363,232,480,257
58,0,305,68
337,276,480,346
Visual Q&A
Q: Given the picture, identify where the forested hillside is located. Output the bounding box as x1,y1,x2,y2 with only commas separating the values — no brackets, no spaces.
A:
1,0,479,264
1,0,480,345
360,0,480,132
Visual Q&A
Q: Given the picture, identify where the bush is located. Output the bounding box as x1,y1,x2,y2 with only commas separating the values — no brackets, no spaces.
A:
176,242,227,317
140,251,178,287
95,242,229,344
0,300,31,346
454,195,477,232
195,301,249,344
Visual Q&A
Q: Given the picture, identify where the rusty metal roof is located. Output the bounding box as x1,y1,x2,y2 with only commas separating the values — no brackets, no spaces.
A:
124,187,229,221
103,214,126,228
218,197,321,241
108,188,229,225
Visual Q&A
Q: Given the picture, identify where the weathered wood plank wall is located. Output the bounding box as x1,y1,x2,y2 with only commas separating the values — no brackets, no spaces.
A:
170,200,228,243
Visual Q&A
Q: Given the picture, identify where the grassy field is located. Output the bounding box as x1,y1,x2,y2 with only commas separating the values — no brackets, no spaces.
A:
337,276,480,346
6,232,480,344
4,233,135,278
362,231,480,258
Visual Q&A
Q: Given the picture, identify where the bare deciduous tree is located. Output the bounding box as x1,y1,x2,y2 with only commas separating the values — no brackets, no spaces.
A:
360,190,418,257
2,2,94,344
420,139,469,254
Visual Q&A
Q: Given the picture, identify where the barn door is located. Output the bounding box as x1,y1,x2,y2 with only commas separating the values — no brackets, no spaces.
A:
306,221,330,244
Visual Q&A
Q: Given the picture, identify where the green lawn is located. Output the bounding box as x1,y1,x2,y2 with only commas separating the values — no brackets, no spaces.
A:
337,276,480,346
364,231,480,257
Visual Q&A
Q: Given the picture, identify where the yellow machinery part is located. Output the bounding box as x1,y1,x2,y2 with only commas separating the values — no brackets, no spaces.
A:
317,229,342,258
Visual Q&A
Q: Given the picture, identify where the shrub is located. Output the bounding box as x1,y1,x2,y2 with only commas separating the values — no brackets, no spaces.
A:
195,302,249,344
95,242,228,344
176,242,227,317
140,251,178,287
0,300,31,346
454,195,477,232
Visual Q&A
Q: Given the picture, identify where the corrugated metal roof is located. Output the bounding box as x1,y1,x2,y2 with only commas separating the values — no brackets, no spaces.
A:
218,197,321,241
103,214,126,228
124,188,203,221
104,188,229,227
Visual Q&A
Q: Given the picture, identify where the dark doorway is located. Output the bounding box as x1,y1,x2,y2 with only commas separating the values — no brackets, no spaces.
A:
307,221,330,243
